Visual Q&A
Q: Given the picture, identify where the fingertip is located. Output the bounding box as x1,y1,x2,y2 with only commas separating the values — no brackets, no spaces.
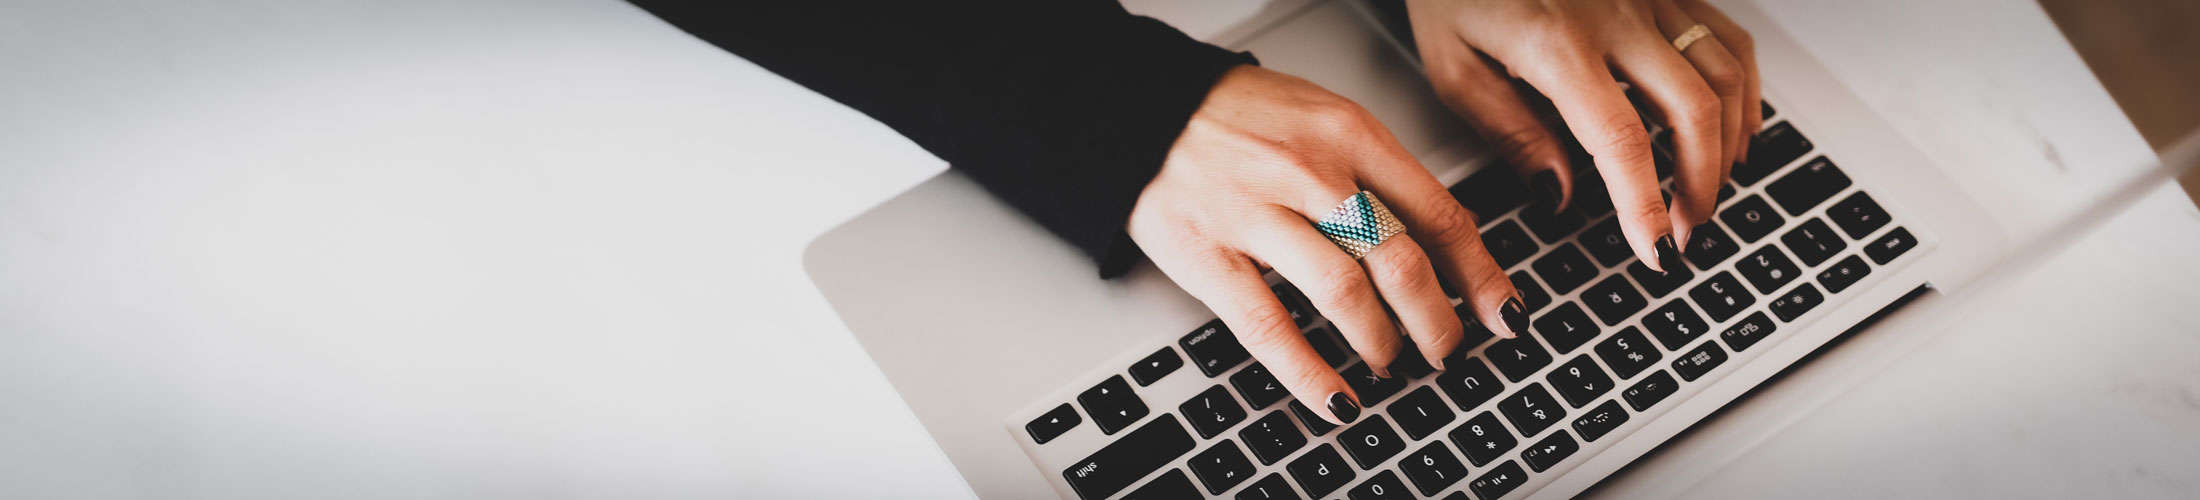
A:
1325,392,1363,425
1499,297,1530,338
1531,170,1563,212
1653,233,1682,273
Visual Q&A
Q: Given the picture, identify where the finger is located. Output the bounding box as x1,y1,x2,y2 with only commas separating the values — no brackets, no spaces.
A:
1677,0,1761,167
1609,17,1719,242
1510,52,1676,271
1139,239,1364,425
1653,5,1743,175
1239,206,1407,379
1642,1,1746,247
1357,232,1467,371
1347,143,1530,341
1422,44,1576,209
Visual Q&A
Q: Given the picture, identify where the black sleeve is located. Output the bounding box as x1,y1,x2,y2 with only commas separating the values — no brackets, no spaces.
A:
628,1,1256,278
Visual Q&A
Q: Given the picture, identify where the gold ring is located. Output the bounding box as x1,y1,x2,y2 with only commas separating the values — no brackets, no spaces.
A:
1671,24,1712,52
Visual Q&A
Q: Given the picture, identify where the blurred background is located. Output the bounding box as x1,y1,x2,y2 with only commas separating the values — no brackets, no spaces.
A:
0,0,2194,498
2037,0,2200,200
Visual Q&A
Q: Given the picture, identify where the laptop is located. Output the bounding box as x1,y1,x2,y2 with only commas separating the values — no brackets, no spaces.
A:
804,0,2017,498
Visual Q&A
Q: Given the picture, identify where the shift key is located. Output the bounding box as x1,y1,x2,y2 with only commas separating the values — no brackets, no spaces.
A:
1062,415,1196,500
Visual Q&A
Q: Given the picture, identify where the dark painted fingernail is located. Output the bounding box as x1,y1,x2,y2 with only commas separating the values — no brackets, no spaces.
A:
1531,171,1563,213
1655,234,1683,273
1500,298,1530,338
1327,392,1362,424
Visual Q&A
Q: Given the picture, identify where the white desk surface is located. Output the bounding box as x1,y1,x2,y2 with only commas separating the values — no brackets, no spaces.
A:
2,0,2193,498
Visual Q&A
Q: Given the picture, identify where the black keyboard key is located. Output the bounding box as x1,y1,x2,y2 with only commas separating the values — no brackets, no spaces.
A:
1449,412,1517,466
1818,254,1873,293
1388,386,1458,440
1719,195,1786,243
1306,326,1351,368
1625,372,1679,412
1827,192,1892,239
1688,272,1756,322
1761,101,1776,120
1578,218,1634,266
1654,144,1678,179
1398,442,1470,496
1720,312,1779,352
1286,444,1356,498
1581,275,1649,326
1129,347,1183,386
1235,474,1301,500
1342,363,1407,405
1189,441,1258,494
1079,376,1148,435
1521,430,1580,472
1027,403,1082,445
1573,175,1615,218
1594,327,1662,379
1123,469,1200,500
1452,310,1498,352
1547,355,1616,408
1231,363,1292,410
1062,415,1196,500
1532,302,1601,354
1347,471,1413,500
1290,400,1339,437
1736,246,1802,294
1641,299,1710,350
1239,411,1308,465
1626,258,1695,298
1781,218,1847,266
1770,282,1826,322
1436,357,1505,411
1485,336,1554,382
1338,416,1408,469
1519,205,1589,243
1683,222,1742,269
1511,272,1552,313
1181,385,1249,439
1450,167,1530,218
1571,400,1630,442
1734,121,1813,185
1497,383,1567,436
1390,348,1438,380
1766,157,1853,215
1482,220,1540,269
1531,244,1600,294
1671,340,1729,381
1865,227,1918,264
1182,319,1251,376
1719,182,1737,203
1275,282,1317,328
1468,461,1529,500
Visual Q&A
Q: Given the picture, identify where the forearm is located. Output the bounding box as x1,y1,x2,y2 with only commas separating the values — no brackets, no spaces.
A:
629,1,1255,276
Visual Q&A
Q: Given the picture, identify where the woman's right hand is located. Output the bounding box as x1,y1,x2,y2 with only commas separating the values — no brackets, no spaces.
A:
1127,65,1527,425
1402,0,1760,264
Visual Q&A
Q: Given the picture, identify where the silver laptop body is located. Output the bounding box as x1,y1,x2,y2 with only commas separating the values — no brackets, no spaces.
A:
806,0,2009,498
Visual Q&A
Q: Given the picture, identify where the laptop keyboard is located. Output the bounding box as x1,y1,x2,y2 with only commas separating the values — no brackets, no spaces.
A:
1018,101,1922,499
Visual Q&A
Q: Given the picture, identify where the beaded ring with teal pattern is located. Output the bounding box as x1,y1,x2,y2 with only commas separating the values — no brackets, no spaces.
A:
1314,191,1406,259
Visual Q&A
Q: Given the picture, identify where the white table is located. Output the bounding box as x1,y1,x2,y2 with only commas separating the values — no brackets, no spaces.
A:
1,0,2192,498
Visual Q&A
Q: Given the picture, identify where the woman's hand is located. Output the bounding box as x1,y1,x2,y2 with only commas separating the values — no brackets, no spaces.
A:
1405,0,1760,266
1128,65,1526,424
